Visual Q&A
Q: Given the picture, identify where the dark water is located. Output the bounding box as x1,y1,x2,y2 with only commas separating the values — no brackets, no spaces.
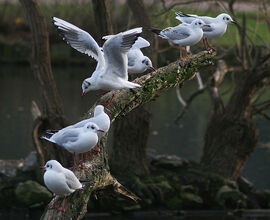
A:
0,64,270,190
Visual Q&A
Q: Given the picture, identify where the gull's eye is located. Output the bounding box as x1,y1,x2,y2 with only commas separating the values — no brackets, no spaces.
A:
199,22,201,25
91,125,95,130
226,17,229,20
142,59,145,64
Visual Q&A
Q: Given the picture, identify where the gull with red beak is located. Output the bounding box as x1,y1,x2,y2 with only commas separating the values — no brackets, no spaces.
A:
53,17,142,105
43,160,82,212
41,122,104,168
151,19,209,61
45,105,110,156
127,37,155,74
175,11,236,51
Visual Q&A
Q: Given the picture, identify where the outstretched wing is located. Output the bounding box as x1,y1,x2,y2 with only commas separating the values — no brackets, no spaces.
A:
102,27,142,79
53,17,105,70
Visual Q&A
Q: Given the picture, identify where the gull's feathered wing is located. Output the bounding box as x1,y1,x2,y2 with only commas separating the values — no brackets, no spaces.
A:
102,27,142,81
52,17,105,71
158,25,191,42
64,168,82,191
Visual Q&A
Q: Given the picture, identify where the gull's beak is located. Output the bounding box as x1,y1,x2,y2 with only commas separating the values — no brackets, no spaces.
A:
98,129,104,133
231,20,237,24
81,92,85,97
150,67,156,71
203,24,211,27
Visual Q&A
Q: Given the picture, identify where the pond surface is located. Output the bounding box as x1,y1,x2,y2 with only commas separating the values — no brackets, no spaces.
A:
0,64,270,189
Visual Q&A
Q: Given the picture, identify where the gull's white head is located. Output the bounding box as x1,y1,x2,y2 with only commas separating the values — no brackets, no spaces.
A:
81,78,97,96
94,105,105,116
44,160,63,172
217,13,236,24
191,19,207,29
142,57,155,71
84,122,104,133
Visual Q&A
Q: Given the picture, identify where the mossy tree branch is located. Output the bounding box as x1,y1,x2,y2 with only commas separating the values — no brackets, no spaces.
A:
94,51,215,122
41,51,215,220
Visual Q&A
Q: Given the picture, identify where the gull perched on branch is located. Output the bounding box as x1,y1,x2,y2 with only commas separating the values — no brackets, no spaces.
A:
127,37,155,73
42,160,82,212
53,17,142,105
41,122,104,168
46,105,110,155
151,19,209,61
175,11,236,51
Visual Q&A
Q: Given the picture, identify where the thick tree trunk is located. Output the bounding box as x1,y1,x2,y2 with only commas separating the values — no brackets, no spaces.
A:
111,106,151,175
201,64,270,180
92,0,113,44
19,0,71,167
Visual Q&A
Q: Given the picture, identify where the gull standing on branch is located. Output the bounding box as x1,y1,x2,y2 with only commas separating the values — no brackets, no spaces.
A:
102,35,155,74
43,160,82,212
127,37,155,73
46,105,110,154
175,11,236,51
41,122,104,168
53,17,142,106
151,19,209,61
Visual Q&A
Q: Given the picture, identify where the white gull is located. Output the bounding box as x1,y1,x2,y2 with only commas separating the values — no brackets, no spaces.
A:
175,11,236,51
43,160,82,212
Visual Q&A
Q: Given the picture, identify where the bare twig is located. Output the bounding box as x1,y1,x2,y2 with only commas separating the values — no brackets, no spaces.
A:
176,86,187,107
175,85,207,123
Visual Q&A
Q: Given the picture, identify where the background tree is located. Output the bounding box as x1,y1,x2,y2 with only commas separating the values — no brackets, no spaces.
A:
200,4,270,180
19,0,71,168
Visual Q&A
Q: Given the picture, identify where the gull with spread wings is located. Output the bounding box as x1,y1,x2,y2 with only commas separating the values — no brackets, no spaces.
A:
53,17,142,105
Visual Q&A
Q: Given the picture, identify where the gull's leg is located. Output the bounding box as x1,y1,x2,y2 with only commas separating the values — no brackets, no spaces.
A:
185,46,192,59
48,199,58,210
91,147,101,154
179,47,186,61
57,197,66,212
206,38,216,51
103,94,115,107
73,152,79,169
96,91,109,97
80,153,86,169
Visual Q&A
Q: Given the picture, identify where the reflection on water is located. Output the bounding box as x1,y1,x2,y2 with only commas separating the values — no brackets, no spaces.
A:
0,64,270,189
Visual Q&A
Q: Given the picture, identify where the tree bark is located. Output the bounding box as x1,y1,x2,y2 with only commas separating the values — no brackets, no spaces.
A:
92,0,113,44
19,0,71,167
41,51,215,219
111,0,156,176
111,105,151,176
201,64,270,180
